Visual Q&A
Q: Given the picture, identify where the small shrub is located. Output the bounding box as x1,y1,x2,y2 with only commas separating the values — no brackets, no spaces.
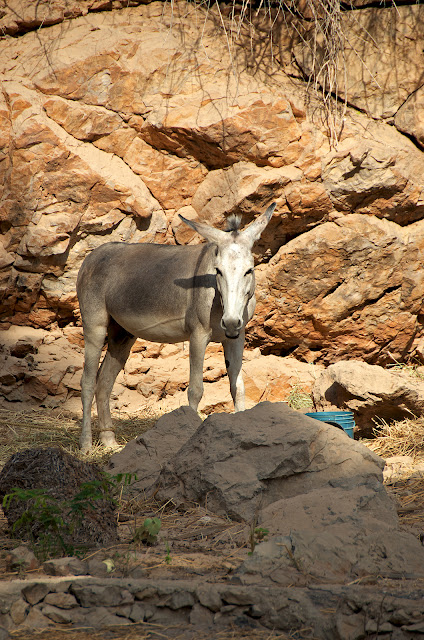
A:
248,526,269,555
3,472,136,561
133,517,162,545
164,541,172,564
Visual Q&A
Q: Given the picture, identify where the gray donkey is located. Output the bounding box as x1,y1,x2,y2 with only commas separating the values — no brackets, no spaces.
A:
76,203,276,452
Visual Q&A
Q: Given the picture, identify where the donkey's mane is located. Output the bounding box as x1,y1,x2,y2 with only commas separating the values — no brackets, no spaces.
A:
225,214,242,232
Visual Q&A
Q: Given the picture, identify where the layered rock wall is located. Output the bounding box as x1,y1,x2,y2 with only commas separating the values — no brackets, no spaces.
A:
1,0,424,366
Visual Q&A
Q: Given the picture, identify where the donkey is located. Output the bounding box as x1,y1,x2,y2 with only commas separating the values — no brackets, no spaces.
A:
76,203,276,452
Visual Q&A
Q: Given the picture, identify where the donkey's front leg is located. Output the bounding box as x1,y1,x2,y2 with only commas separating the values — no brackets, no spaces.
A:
223,331,246,412
188,331,210,411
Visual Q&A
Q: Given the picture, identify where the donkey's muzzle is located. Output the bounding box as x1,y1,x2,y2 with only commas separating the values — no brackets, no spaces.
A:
221,317,242,339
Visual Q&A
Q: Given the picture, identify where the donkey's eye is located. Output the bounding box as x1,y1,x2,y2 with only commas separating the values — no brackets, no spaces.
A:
245,268,253,276
216,268,223,277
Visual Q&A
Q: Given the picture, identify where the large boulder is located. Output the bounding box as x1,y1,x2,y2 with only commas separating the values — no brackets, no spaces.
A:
156,401,385,521
154,402,424,584
253,214,424,364
245,483,423,585
311,360,424,436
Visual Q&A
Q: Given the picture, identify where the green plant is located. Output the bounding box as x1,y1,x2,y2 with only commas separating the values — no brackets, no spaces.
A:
164,541,172,564
2,472,137,561
286,384,313,410
3,487,72,560
248,526,269,555
386,354,424,381
13,557,28,578
133,517,162,545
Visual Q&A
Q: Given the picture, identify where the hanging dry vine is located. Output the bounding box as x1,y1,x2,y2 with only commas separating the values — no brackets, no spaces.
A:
180,0,382,145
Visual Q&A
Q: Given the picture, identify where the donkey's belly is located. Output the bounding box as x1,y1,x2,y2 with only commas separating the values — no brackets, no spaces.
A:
114,313,189,344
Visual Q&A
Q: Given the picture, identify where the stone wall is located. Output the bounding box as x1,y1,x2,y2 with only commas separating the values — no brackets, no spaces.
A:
1,573,423,638
1,0,424,366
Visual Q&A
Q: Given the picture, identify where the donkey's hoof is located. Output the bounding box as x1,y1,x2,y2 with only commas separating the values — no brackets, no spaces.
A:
80,442,92,455
100,430,119,449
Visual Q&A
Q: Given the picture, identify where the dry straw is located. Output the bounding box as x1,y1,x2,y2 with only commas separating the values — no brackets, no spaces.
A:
364,417,424,526
0,407,159,469
366,417,424,461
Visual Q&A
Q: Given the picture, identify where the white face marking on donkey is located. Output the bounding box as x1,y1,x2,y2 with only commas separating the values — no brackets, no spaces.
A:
76,203,276,453
215,233,255,339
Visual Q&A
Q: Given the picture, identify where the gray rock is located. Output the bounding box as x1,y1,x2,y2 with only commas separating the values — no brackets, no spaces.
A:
166,590,196,610
402,620,424,632
106,406,202,493
312,360,424,436
219,586,266,607
157,401,424,584
42,557,88,576
157,401,384,521
0,617,11,634
134,586,157,600
189,603,214,626
41,604,73,624
6,545,38,572
43,592,78,609
196,584,222,612
335,612,366,640
77,606,128,628
110,604,132,619
21,583,50,606
87,557,114,577
22,606,53,629
9,599,29,625
70,584,134,608
383,455,415,484
129,602,155,622
365,619,394,633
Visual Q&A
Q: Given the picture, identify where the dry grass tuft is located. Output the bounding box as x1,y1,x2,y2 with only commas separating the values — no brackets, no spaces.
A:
362,416,424,529
0,407,161,469
365,417,424,461
394,478,424,526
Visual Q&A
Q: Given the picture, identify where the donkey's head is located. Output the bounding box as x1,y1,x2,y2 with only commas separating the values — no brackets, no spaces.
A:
179,203,276,339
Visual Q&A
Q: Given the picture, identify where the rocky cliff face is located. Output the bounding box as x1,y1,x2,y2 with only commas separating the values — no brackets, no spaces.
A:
1,0,424,366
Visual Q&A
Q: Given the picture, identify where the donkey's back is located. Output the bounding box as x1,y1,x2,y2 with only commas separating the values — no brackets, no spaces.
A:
77,241,215,343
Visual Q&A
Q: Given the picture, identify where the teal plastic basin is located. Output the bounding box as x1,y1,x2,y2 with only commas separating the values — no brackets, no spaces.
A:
305,411,355,439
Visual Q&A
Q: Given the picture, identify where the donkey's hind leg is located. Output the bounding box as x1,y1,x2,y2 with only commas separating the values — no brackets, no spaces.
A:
95,319,136,448
80,323,108,454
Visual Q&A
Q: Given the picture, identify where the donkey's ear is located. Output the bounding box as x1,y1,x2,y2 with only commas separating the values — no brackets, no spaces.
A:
179,215,228,244
241,203,276,246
